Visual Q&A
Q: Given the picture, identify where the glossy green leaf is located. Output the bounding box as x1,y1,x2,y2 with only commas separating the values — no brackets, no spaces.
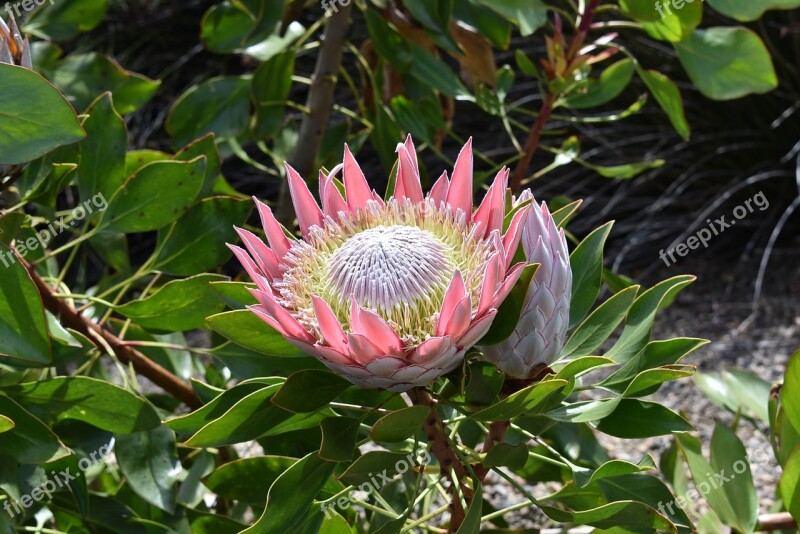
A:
574,457,656,487
595,399,693,438
602,338,707,393
598,472,692,530
200,0,284,53
0,64,84,165
320,416,361,462
709,423,758,533
242,452,336,534
252,50,295,139
780,447,800,522
564,59,635,109
540,500,676,531
675,28,778,100
340,451,417,485
569,222,614,327
782,349,800,433
207,309,308,358
623,366,695,397
25,0,109,40
116,426,181,513
409,45,471,99
175,134,222,197
370,406,430,442
641,0,702,42
272,370,351,413
204,456,297,504
101,158,206,233
165,381,278,435
706,0,800,21
364,10,412,70
0,395,69,463
605,276,696,363
562,285,639,358
0,244,52,364
472,0,547,36
116,274,228,331
186,386,328,447
0,414,13,433
480,263,538,345
47,52,160,114
5,376,160,433
153,196,252,275
694,369,771,423
166,76,252,147
484,443,529,469
638,68,690,140
209,281,258,310
471,379,570,421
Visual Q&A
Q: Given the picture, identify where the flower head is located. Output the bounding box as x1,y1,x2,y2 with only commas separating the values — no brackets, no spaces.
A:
0,13,31,68
230,137,530,391
481,191,572,378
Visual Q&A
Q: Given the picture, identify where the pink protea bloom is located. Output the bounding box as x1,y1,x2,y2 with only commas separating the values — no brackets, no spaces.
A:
229,137,530,391
481,190,572,378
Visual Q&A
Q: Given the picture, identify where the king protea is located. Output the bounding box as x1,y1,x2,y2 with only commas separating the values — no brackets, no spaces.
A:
230,137,530,391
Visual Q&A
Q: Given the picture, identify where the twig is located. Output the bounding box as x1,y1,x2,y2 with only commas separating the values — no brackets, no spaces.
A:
409,387,468,533
756,512,797,532
510,92,555,193
23,259,202,409
275,3,353,227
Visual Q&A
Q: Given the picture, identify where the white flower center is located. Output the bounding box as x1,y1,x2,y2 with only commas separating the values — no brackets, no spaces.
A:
327,225,454,312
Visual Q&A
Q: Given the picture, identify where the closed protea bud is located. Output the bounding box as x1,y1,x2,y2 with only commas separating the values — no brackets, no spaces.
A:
481,190,572,378
0,13,31,68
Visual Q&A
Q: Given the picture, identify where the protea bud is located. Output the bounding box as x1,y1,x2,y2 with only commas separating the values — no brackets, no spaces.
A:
481,190,572,378
230,137,530,392
0,13,31,68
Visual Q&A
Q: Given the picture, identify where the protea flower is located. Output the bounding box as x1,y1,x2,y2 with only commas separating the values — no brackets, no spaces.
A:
229,137,530,391
0,13,31,68
481,190,572,378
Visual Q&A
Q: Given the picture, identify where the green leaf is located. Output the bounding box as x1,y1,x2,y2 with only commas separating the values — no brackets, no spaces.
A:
153,196,252,275
480,263,538,345
116,274,228,332
623,366,695,397
164,381,278,435
320,416,361,462
370,406,430,442
101,157,206,233
564,59,635,109
115,426,181,513
595,399,693,438
0,64,84,165
205,456,296,504
574,457,656,487
272,370,351,413
782,349,800,433
47,52,160,114
637,68,690,141
471,379,570,421
200,0,284,53
484,443,529,470
207,309,307,358
780,447,800,522
540,500,676,531
553,356,616,383
409,45,471,99
693,369,771,423
0,244,52,364
252,50,295,139
340,451,417,485
605,275,696,363
675,28,778,100
166,76,252,147
185,386,327,447
562,285,639,358
641,0,702,42
25,0,109,40
175,134,222,197
706,0,800,21
0,415,13,433
597,472,692,530
457,481,483,534
364,10,412,70
78,93,128,200
472,0,547,36
569,222,614,327
5,376,161,433
0,395,69,463
242,452,336,534
709,423,758,533
601,338,707,393
209,281,258,310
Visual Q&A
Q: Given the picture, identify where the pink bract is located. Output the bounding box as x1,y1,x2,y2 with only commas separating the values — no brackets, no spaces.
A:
229,136,530,391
